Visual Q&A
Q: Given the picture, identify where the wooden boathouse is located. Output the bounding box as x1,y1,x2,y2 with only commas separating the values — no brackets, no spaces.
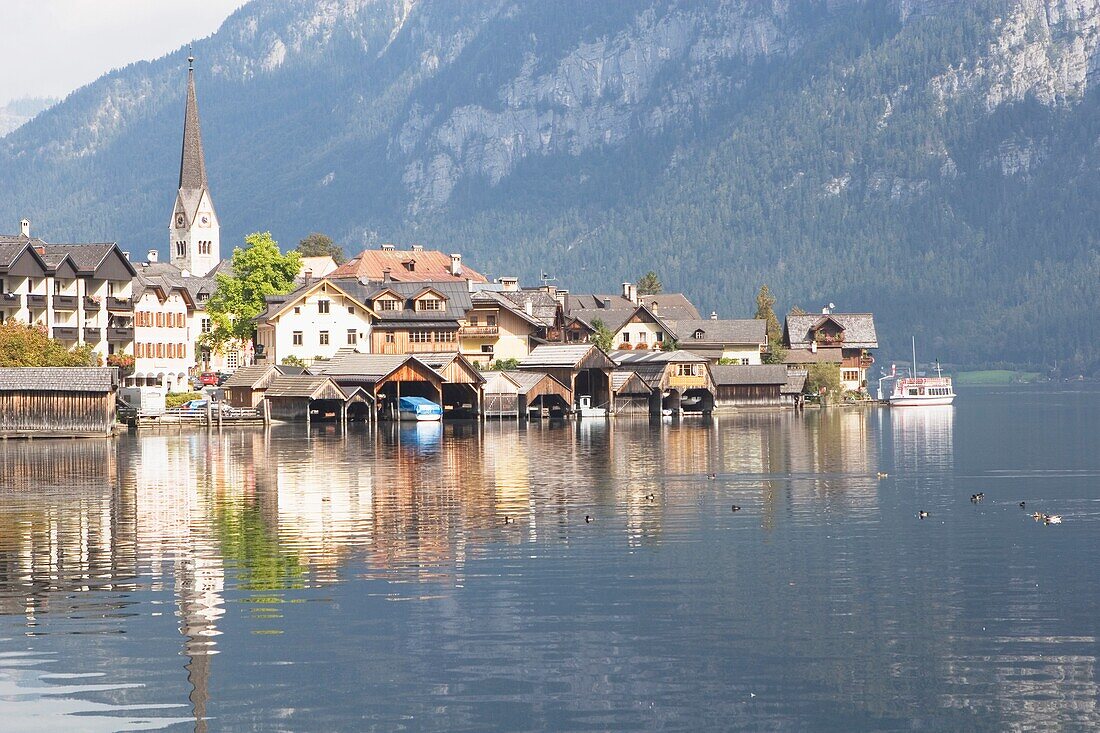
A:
312,352,446,421
712,364,789,408
263,374,371,423
223,363,307,408
517,344,615,414
0,367,118,437
610,350,715,415
483,370,572,419
415,352,486,418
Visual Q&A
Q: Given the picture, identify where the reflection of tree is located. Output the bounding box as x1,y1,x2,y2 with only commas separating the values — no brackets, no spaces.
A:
213,499,305,594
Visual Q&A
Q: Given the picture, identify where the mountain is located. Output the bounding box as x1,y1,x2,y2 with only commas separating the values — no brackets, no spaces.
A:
0,97,57,137
2,0,1099,372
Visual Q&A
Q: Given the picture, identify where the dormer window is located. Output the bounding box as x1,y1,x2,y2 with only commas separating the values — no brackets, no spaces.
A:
377,299,398,311
403,260,416,272
693,329,705,339
418,298,443,311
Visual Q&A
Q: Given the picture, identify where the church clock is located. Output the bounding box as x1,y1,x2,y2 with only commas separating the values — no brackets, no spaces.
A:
175,212,186,228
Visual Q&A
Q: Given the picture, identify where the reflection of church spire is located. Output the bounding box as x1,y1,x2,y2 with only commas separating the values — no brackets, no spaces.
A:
176,548,224,731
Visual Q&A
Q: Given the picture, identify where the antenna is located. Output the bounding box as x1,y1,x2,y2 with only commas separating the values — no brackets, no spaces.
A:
912,335,917,377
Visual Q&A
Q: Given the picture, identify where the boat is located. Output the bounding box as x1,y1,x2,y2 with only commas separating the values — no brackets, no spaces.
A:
885,337,955,407
576,395,607,419
397,396,443,421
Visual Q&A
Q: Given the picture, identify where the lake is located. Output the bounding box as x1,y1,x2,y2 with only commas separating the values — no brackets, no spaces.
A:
1,385,1098,731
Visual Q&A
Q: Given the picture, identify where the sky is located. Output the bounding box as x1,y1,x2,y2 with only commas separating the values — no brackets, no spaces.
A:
0,0,248,107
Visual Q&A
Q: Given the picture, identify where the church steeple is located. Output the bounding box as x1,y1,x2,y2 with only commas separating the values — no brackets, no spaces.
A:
170,47,220,278
179,48,208,190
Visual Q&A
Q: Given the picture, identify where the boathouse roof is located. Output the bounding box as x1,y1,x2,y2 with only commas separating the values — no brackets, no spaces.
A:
0,367,118,392
711,364,788,386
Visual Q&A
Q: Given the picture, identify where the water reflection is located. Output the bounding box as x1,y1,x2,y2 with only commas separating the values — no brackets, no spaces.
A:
0,394,1098,731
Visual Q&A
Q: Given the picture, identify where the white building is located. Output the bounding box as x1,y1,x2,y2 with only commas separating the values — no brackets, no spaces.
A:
0,221,136,363
254,279,376,366
130,253,196,392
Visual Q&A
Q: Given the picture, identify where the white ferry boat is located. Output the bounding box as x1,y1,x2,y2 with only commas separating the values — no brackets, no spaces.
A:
883,338,955,406
889,375,955,406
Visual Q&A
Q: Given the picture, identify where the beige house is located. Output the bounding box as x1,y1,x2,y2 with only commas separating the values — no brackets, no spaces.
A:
255,279,377,366
461,290,546,367
668,318,768,364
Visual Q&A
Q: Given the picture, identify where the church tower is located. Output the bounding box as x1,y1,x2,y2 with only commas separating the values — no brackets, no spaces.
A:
170,50,220,277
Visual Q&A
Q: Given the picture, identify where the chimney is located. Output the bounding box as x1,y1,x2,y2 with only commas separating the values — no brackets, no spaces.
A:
34,245,45,256
19,218,30,238
630,284,638,304
498,276,519,292
524,300,533,317
602,297,611,309
304,271,313,287
810,340,818,353
147,250,159,263
382,267,392,283
622,282,631,299
381,243,395,251
411,244,424,252
450,253,462,276
122,251,130,260
710,311,718,320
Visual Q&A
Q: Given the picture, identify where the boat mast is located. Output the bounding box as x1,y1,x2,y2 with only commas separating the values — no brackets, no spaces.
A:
911,336,917,377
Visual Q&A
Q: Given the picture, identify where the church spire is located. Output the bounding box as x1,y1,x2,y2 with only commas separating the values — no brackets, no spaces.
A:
179,46,208,190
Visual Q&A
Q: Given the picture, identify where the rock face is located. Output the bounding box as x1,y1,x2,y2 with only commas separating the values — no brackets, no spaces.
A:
1,0,1099,370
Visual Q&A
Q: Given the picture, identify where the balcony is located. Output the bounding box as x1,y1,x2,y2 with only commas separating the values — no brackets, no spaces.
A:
460,325,499,338
53,326,78,341
1,293,21,306
669,374,707,389
83,296,103,310
26,294,47,308
53,294,78,310
83,327,102,341
106,297,133,312
107,326,134,342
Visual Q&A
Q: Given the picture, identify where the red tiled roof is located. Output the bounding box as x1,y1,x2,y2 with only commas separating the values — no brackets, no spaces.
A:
329,248,487,283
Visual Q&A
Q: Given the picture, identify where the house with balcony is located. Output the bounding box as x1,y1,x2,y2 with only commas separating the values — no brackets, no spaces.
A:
254,278,377,367
461,289,548,367
364,280,472,356
130,269,197,392
0,220,136,362
782,310,878,393
561,282,701,349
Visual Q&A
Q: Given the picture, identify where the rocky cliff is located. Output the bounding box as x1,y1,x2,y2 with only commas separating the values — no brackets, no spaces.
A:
2,0,1098,370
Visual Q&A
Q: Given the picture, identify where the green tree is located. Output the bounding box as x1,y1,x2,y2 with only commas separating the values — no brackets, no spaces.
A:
203,232,301,350
762,346,788,365
489,357,521,371
636,271,662,295
296,232,346,264
805,363,841,397
754,285,783,346
0,321,96,367
590,318,614,352
280,355,306,367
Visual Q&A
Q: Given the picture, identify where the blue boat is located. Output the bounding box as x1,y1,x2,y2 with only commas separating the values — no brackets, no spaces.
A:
398,396,443,422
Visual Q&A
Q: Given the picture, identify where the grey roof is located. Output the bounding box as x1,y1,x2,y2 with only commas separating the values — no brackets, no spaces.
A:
137,262,218,304
0,240,36,269
711,364,789,386
782,371,808,395
520,344,606,369
222,364,276,388
39,243,131,275
499,290,560,326
470,290,545,327
670,319,766,344
784,313,878,349
610,349,709,365
565,292,700,321
0,367,117,392
179,67,207,190
312,352,417,381
263,375,340,399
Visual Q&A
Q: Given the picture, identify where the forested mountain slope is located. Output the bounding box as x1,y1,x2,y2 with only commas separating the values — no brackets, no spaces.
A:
2,0,1098,370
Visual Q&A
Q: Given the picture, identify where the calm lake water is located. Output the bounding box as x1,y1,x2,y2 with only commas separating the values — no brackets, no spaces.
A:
1,384,1098,732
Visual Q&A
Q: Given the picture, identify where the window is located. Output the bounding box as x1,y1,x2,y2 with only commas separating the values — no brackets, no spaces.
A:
676,363,699,377
293,331,303,346
176,241,186,257
319,331,329,346
135,343,143,358
156,312,163,327
157,343,164,358
385,333,395,344
293,306,301,315
318,299,330,314
347,329,357,346
378,299,398,311
201,348,211,364
198,293,209,303
437,330,456,343
418,298,443,311
411,330,431,344
201,317,211,334
226,351,238,370
107,282,116,296
656,331,664,343
402,260,415,272
469,315,479,326
53,281,62,294
348,306,355,315
637,331,647,344
481,344,494,354
486,315,497,327
842,370,860,382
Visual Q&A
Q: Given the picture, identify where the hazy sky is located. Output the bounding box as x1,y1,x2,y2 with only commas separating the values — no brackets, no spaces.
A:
0,0,248,106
